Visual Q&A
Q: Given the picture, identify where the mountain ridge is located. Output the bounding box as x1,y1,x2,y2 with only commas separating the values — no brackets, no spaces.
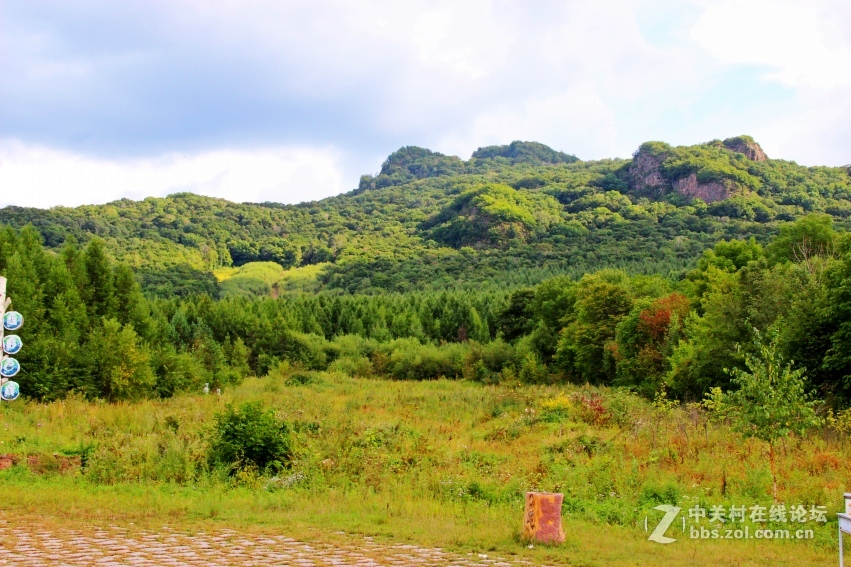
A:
1,136,849,296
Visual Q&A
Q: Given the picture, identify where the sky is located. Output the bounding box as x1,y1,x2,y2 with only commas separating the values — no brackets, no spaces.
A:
1,0,850,209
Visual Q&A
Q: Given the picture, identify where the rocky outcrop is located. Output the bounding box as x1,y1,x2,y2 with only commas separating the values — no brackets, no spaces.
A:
628,142,739,203
723,136,767,161
673,174,733,203
628,149,669,198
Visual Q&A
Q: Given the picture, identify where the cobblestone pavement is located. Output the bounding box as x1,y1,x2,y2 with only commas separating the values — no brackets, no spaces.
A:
0,524,538,567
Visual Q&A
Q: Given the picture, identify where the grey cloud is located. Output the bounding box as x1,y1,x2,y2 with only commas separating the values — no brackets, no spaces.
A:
0,1,415,158
2,0,848,179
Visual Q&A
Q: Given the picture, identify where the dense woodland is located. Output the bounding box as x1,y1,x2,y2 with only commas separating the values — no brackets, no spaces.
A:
2,137,849,296
1,137,851,404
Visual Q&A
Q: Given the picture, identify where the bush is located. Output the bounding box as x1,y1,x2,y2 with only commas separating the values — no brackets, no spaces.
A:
379,339,466,380
283,331,329,370
518,352,548,384
327,356,373,377
328,334,380,359
208,401,292,474
151,347,207,398
464,339,516,380
639,481,682,507
285,371,319,386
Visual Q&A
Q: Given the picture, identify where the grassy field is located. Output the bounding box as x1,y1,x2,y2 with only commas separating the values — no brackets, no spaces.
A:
214,262,328,297
0,372,846,566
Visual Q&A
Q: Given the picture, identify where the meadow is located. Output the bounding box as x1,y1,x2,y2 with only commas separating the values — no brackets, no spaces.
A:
0,370,846,566
214,262,329,297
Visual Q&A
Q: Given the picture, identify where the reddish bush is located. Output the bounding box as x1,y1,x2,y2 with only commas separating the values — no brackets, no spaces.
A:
637,293,690,343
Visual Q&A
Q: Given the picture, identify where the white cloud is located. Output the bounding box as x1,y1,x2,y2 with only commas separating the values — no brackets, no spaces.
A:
689,0,851,165
0,141,347,208
1,0,850,211
691,0,851,88
376,0,694,159
439,85,618,159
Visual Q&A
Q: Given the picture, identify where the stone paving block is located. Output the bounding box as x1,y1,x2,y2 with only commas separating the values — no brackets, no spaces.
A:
0,521,537,567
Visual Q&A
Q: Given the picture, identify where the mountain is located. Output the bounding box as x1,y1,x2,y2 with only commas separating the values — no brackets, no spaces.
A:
1,137,849,296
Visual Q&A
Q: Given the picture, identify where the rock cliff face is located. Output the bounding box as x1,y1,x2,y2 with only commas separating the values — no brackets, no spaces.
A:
673,174,733,203
722,137,767,161
628,137,768,203
628,150,669,198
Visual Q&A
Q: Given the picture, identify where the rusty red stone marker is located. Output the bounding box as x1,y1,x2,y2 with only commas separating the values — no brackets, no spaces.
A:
522,491,565,543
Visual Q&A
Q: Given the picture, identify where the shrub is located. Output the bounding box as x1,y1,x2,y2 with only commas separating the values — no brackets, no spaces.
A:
378,338,466,380
328,334,380,360
285,371,319,386
283,331,329,370
518,352,548,384
481,338,517,370
208,401,292,474
151,347,207,398
327,356,373,377
571,392,611,425
464,339,516,381
639,481,682,507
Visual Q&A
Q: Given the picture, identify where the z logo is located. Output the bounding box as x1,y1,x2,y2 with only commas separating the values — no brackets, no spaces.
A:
647,505,681,544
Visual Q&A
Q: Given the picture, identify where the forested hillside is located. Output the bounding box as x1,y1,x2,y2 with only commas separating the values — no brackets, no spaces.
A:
2,137,849,296
1,213,850,403
1,136,851,404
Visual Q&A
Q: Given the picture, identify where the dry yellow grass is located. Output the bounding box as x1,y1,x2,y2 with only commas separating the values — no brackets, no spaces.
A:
0,373,844,565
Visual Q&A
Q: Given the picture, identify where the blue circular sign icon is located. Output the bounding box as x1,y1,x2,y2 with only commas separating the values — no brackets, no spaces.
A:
2,335,21,355
0,358,20,378
3,312,23,331
0,381,19,401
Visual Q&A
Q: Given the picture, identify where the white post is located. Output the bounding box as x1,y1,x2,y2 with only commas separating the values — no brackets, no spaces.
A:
0,276,6,362
0,276,9,390
840,493,851,566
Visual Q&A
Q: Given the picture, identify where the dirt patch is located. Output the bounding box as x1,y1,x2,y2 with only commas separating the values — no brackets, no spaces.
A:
0,454,16,470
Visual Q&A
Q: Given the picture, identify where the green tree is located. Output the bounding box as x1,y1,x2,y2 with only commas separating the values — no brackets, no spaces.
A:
555,273,633,383
113,263,152,338
87,318,155,401
822,234,851,393
83,238,116,321
707,327,821,500
499,289,537,342
767,213,837,265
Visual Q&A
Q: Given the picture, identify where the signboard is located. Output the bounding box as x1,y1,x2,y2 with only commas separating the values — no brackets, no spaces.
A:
2,335,21,355
0,358,19,378
0,276,22,402
0,381,18,401
3,311,23,331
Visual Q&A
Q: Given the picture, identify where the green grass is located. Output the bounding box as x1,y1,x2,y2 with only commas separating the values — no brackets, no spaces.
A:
214,262,327,297
0,374,845,565
275,262,328,294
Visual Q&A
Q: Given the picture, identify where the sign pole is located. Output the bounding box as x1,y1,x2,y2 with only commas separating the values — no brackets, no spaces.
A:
0,276,23,399
0,277,6,377
839,493,851,566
